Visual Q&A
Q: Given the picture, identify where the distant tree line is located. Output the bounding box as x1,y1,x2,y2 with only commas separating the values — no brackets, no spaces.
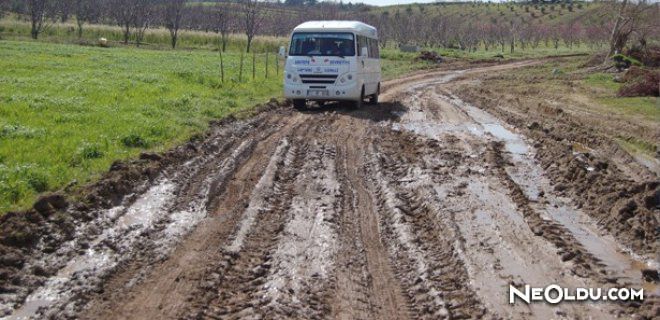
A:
3,0,658,57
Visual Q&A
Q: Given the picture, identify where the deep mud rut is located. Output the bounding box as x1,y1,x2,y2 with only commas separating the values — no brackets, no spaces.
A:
1,60,658,320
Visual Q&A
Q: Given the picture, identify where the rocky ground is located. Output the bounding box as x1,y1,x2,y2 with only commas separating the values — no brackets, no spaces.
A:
0,59,657,320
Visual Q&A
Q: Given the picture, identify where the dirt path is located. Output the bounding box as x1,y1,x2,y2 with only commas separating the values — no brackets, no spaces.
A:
1,60,657,320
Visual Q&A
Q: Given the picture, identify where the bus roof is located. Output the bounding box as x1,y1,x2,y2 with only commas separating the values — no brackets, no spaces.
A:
293,21,377,38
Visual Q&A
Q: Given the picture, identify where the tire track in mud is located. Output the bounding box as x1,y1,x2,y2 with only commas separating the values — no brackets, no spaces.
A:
330,122,412,320
486,141,608,280
181,118,342,319
389,79,657,319
367,131,489,320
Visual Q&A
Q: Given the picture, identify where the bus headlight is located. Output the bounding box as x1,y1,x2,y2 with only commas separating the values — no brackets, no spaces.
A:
286,73,299,83
337,73,355,84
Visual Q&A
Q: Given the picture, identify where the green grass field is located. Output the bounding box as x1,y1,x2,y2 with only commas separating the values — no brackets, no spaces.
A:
0,40,284,212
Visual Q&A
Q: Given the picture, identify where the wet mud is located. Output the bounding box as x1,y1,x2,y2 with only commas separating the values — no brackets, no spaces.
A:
1,62,657,320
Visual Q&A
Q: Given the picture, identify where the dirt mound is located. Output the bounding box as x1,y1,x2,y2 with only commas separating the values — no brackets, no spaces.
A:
617,67,660,97
415,51,443,63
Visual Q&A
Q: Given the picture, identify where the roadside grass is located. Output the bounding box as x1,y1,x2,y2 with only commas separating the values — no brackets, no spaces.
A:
494,59,658,160
381,49,434,80
0,40,282,212
584,72,659,119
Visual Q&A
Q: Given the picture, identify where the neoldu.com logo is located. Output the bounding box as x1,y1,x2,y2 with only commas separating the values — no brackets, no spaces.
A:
510,284,644,304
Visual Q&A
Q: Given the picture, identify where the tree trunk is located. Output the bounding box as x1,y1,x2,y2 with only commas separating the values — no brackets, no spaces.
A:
123,23,130,45
221,32,227,52
246,35,253,53
31,20,39,39
77,20,83,39
607,0,628,58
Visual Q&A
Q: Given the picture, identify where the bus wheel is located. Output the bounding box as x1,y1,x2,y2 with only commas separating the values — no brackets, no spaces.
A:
353,87,365,109
369,84,380,105
293,99,306,111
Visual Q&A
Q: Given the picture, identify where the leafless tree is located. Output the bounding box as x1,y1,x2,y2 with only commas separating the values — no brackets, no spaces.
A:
212,4,233,52
606,0,656,58
0,0,9,18
26,0,57,39
240,0,265,53
132,0,156,46
108,0,136,44
163,0,186,48
71,0,98,38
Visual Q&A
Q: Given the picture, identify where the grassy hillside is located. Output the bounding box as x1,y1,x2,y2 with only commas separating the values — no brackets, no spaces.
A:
0,40,282,212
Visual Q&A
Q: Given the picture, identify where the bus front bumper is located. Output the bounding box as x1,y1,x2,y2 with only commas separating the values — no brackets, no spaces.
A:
284,83,361,101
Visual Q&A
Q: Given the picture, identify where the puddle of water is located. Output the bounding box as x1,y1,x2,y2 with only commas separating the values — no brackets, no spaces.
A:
481,124,529,155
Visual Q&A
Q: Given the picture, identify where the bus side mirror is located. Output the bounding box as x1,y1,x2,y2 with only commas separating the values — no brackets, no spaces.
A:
279,46,286,57
361,47,368,57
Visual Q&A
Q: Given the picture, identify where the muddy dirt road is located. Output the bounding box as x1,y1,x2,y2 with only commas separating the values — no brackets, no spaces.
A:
1,60,658,320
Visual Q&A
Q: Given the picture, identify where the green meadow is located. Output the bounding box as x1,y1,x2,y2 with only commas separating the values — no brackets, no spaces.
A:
0,40,283,212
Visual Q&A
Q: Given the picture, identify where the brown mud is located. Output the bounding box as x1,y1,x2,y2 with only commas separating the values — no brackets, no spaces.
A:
0,60,657,320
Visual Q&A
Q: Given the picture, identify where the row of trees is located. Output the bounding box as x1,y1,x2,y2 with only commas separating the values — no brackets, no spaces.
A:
3,1,658,56
364,2,657,55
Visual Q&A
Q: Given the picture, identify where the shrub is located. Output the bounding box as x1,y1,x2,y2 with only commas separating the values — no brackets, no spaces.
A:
26,172,49,192
121,134,148,148
612,54,642,71
76,142,104,159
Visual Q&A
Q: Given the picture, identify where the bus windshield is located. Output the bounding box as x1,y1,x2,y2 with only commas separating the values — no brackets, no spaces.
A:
289,32,355,57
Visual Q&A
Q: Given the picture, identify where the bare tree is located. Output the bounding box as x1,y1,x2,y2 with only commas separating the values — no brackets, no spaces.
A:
163,0,186,49
71,0,97,38
608,0,629,57
0,0,9,18
606,0,655,58
133,0,156,46
108,0,136,44
26,0,57,39
213,4,233,52
241,0,265,53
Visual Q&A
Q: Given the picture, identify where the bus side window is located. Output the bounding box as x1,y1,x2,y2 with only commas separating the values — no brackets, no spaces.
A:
367,38,373,58
366,38,379,58
358,36,368,57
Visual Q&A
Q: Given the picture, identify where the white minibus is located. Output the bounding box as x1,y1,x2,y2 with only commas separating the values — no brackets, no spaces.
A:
282,21,381,110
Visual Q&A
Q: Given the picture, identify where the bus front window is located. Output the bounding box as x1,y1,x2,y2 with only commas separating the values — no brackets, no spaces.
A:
289,33,355,57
